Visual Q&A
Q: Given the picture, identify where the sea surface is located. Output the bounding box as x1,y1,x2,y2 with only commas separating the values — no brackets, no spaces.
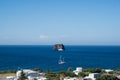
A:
0,45,120,71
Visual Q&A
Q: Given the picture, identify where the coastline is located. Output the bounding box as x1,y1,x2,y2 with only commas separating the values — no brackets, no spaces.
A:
1,67,120,80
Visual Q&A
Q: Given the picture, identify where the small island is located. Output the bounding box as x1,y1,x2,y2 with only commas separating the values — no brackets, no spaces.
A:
53,44,65,51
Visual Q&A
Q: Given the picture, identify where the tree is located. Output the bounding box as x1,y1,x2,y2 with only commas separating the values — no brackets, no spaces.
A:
95,68,102,73
46,69,52,74
78,72,86,78
66,67,76,77
18,70,27,80
67,67,73,72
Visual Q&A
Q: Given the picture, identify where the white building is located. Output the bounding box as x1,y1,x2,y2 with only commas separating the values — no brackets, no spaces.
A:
84,73,101,80
16,69,47,80
104,69,113,74
6,76,15,80
117,75,120,79
73,67,82,75
37,77,48,80
63,77,79,80
28,76,48,80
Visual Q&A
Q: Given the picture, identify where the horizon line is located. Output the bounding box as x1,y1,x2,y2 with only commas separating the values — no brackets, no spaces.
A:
0,44,120,46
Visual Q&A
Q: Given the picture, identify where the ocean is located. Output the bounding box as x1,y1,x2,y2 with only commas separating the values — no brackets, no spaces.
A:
0,45,120,71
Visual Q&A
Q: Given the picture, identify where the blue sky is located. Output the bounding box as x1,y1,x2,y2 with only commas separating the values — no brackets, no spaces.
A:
0,0,120,45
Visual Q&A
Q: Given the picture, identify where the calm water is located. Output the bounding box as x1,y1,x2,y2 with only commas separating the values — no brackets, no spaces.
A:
0,45,120,71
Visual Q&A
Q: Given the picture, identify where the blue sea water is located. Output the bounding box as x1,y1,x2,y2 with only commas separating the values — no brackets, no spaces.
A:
0,45,120,71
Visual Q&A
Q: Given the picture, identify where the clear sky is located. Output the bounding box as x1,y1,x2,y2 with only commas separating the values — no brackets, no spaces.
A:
0,0,120,45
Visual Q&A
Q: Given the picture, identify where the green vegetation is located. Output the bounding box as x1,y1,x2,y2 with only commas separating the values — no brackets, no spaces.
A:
45,67,76,80
113,69,120,75
45,69,60,80
96,75,120,80
78,72,87,77
84,68,102,73
44,67,120,80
